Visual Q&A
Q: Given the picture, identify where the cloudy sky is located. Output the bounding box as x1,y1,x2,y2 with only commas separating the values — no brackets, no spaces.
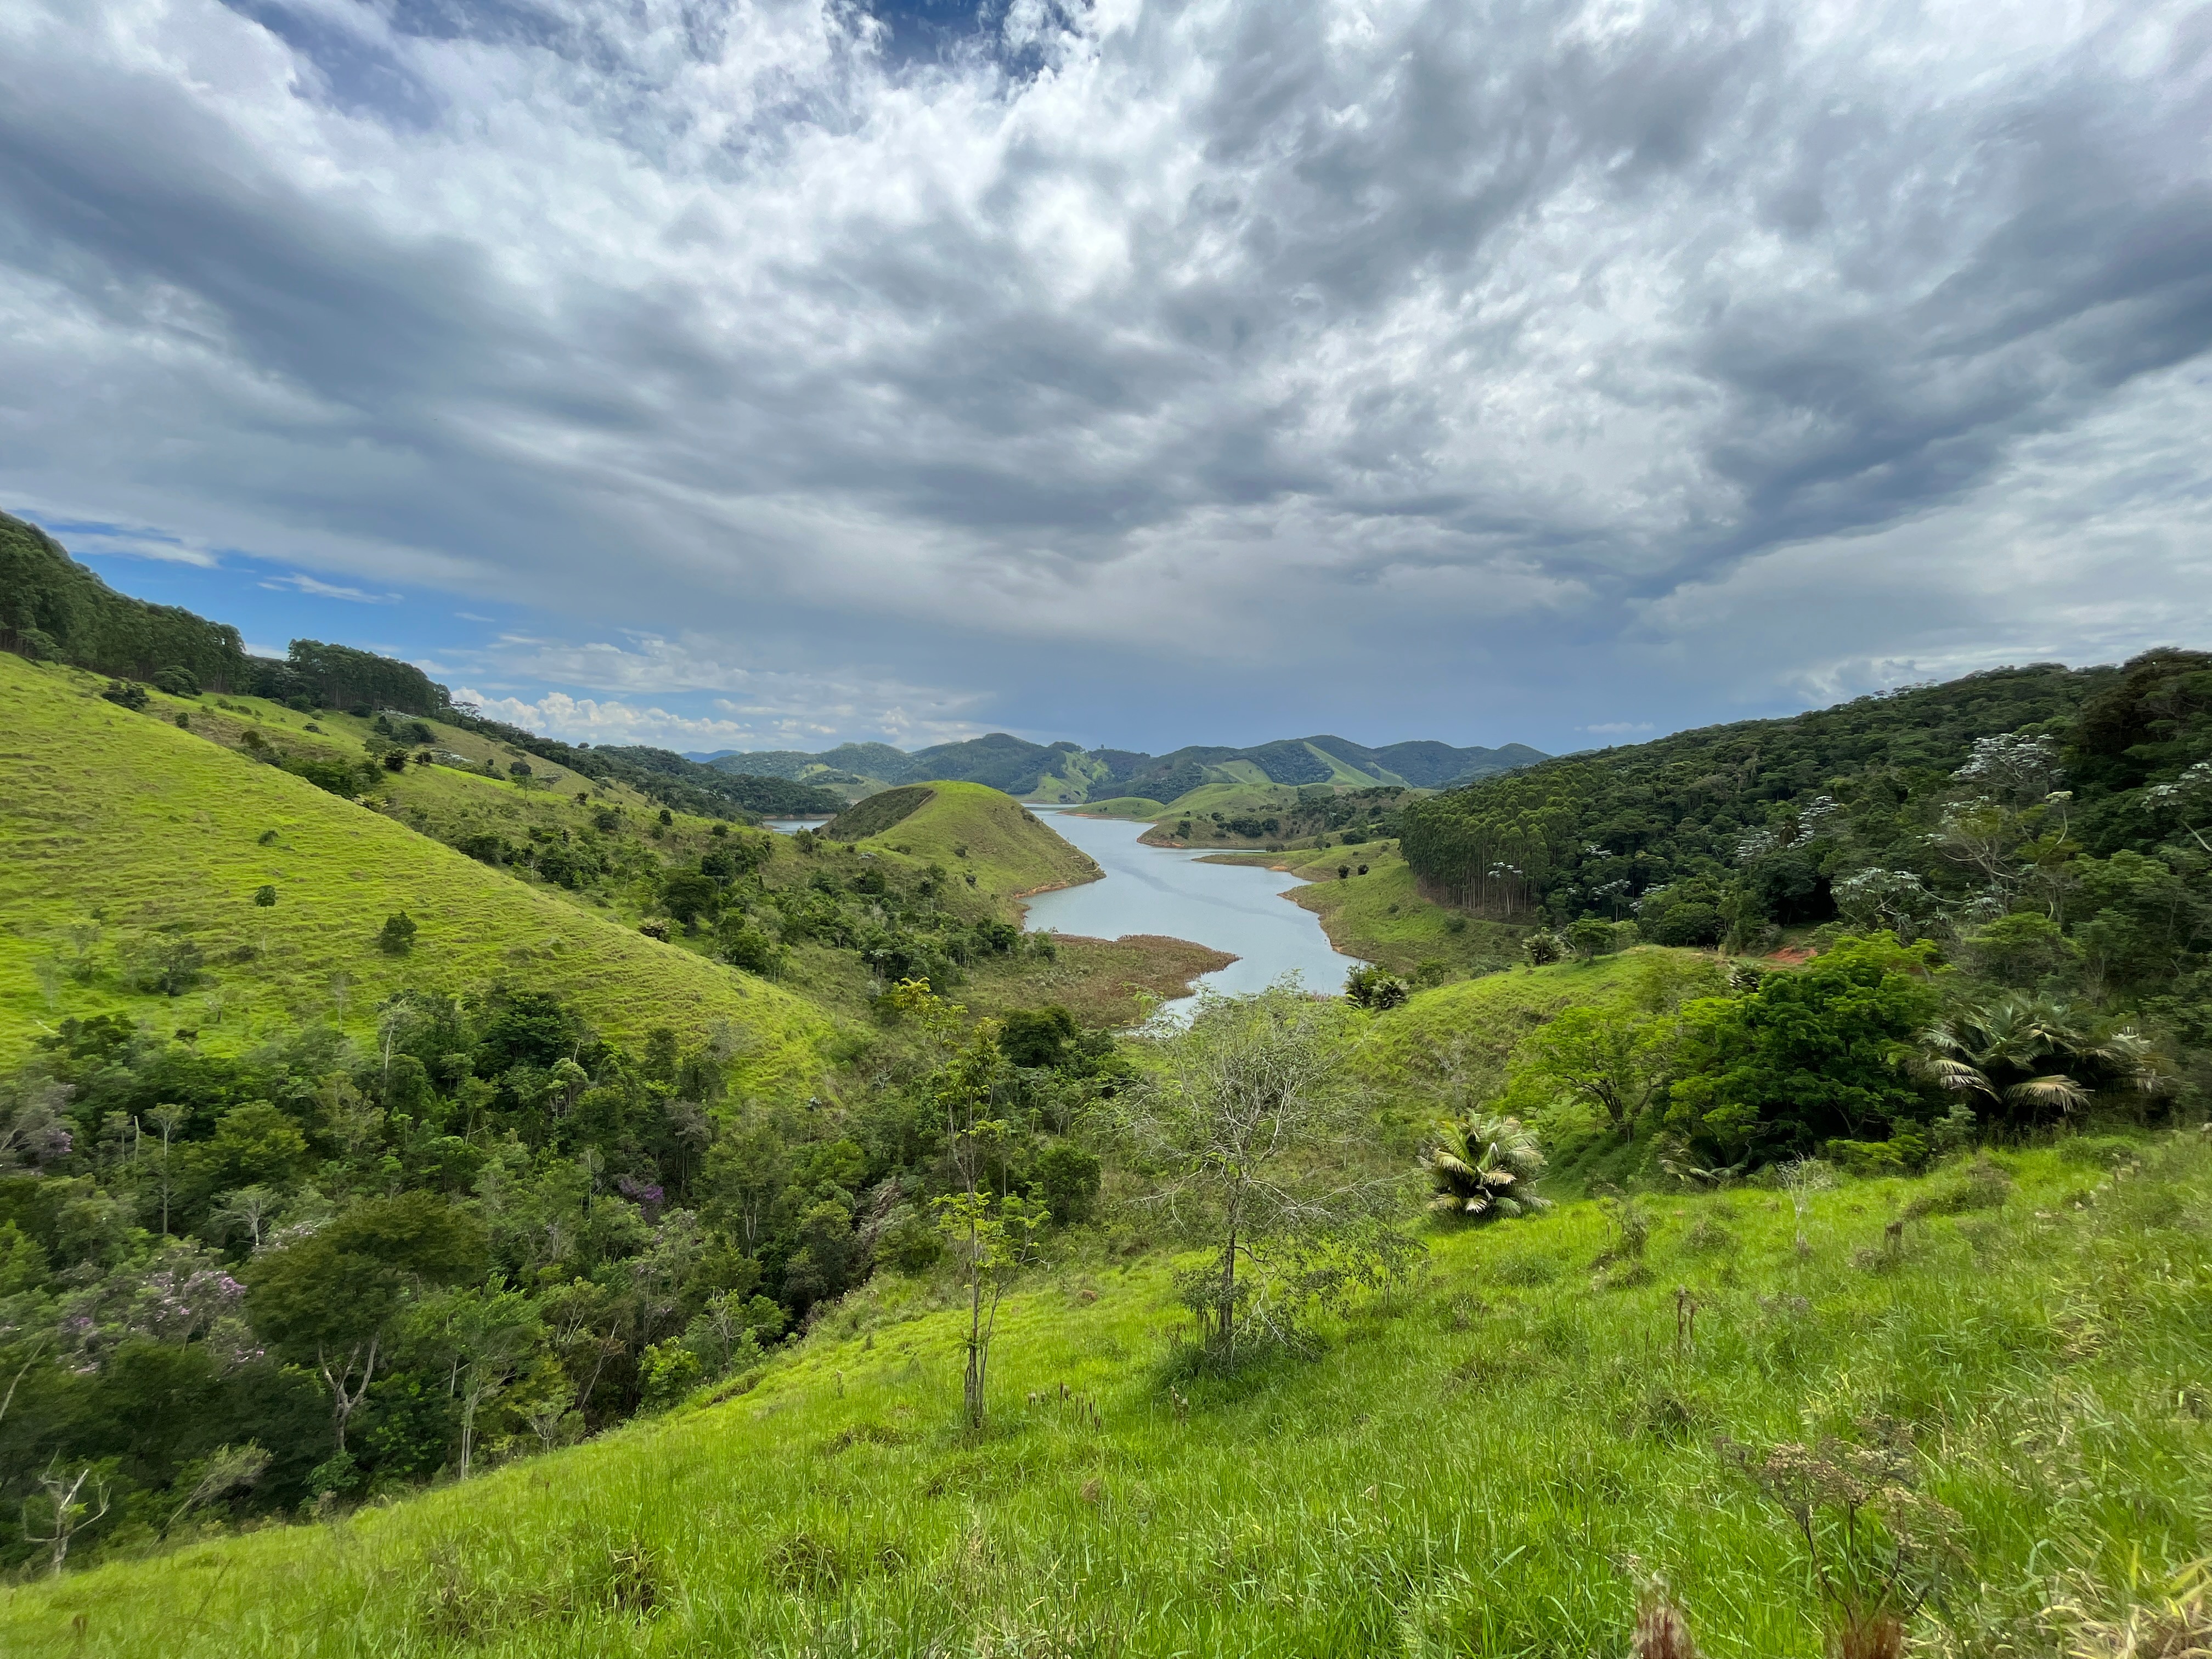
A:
3,0,2209,758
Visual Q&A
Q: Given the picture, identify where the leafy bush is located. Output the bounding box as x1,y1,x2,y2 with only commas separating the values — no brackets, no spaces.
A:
99,679,149,711
533,843,606,889
661,871,721,930
638,1342,703,1410
1641,894,1724,947
284,757,363,798
1001,1005,1077,1068
1665,935,1942,1161
119,933,205,996
1344,964,1410,1011
1035,1142,1103,1226
1564,917,1617,962
1826,1130,1929,1175
455,832,512,866
378,913,417,956
716,921,783,975
152,665,200,697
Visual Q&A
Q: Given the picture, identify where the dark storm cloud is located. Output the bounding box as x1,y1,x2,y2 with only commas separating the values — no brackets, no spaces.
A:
1,0,2208,752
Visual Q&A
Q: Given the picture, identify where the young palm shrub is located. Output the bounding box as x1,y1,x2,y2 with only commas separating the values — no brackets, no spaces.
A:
1424,1113,1551,1221
1898,994,2171,1127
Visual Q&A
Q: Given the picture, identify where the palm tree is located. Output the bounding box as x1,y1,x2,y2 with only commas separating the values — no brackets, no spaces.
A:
1897,994,2170,1126
1424,1114,1551,1220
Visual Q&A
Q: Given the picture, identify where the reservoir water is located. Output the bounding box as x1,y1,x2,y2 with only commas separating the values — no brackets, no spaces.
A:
1022,809,1364,1006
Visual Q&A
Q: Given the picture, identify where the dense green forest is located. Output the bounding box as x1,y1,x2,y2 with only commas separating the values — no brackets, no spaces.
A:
0,977,1111,1566
1402,657,2209,991
1,513,255,695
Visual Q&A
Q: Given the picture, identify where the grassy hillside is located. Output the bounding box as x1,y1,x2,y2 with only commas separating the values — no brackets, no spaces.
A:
0,653,835,1097
847,782,1101,907
1074,795,1169,819
2,674,1194,1022
1183,840,1521,985
1355,948,1716,1155
1276,847,1522,983
8,1131,2202,1656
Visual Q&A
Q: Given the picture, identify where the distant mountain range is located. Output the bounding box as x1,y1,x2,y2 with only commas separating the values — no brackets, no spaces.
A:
686,732,1547,803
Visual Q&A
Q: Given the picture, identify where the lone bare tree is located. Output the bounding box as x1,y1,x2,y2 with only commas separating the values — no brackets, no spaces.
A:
1114,981,1415,1365
26,1460,110,1576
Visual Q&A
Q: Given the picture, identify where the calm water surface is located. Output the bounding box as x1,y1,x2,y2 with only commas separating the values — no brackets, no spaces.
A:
1023,809,1364,1008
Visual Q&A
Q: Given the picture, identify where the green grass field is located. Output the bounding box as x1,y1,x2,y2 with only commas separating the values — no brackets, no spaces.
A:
4,1131,2202,1657
852,782,1101,909
1139,780,1302,826
1192,844,1522,985
0,655,836,1098
1069,796,1169,819
1282,847,1520,983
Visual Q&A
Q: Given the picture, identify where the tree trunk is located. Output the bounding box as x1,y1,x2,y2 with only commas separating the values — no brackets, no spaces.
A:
322,1335,378,1454
1218,1221,1238,1359
963,1217,985,1430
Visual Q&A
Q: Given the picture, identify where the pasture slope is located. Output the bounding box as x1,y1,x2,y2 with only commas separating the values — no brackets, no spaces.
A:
0,1125,2200,1657
840,781,1102,908
0,653,835,1099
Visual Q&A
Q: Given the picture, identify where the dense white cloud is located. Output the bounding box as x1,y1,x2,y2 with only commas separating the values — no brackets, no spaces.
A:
1,0,2208,751
453,685,992,752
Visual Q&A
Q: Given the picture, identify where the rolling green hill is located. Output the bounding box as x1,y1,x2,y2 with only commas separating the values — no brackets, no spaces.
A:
832,782,1101,907
4,1126,2200,1657
0,652,836,1098
698,731,1547,803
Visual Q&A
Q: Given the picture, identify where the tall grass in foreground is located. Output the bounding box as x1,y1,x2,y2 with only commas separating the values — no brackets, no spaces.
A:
5,1136,2208,1657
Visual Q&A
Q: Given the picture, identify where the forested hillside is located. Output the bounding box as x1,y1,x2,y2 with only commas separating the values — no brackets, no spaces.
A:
1402,658,2207,948
1,511,245,695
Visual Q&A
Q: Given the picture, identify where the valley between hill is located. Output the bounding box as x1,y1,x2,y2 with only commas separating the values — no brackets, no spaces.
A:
4,517,2211,1655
